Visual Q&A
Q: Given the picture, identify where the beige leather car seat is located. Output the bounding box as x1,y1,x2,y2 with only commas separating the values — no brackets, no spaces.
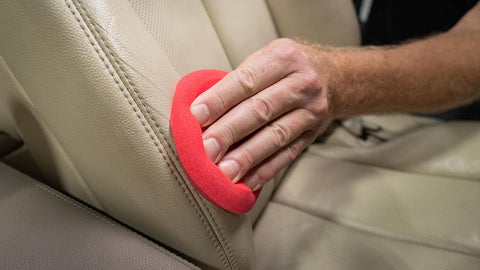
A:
0,0,479,269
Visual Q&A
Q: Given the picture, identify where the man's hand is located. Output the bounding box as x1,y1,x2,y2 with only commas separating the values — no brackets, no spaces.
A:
190,39,333,191
189,1,480,192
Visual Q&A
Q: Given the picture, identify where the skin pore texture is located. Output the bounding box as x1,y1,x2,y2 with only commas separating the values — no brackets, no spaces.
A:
190,3,480,191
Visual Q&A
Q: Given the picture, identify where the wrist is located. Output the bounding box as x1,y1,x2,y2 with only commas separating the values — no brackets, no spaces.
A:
305,45,345,120
313,46,392,119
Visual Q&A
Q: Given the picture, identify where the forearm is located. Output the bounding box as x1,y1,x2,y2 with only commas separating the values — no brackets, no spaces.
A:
190,4,480,190
318,16,480,118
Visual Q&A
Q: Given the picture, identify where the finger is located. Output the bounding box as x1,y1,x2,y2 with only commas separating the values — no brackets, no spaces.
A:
190,44,296,127
201,78,304,163
242,131,318,191
217,108,321,182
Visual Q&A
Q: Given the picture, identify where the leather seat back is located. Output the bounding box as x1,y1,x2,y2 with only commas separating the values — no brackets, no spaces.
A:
0,1,359,269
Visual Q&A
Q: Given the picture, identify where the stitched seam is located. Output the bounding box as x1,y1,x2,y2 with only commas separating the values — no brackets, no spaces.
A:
73,3,231,269
20,171,198,269
203,202,238,269
65,1,230,268
63,2,198,267
120,67,237,268
74,1,234,268
98,2,237,267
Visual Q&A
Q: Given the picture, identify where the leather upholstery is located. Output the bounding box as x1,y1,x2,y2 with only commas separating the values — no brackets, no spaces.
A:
0,1,253,268
255,203,480,270
316,120,480,180
254,141,480,269
4,0,478,269
0,1,361,268
0,162,198,270
266,0,361,46
202,0,279,68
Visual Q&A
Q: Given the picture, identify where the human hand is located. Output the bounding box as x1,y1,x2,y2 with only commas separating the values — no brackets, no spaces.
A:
190,39,334,191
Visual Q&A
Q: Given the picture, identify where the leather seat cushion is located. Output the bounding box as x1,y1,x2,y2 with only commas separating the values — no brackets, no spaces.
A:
254,202,480,270
318,120,480,180
253,145,480,269
0,163,198,270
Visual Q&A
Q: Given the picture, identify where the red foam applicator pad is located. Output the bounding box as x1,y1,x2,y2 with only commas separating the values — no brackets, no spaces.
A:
171,70,261,214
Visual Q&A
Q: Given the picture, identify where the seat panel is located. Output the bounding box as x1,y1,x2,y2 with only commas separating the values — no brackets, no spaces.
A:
315,121,480,180
0,1,254,269
271,150,480,256
254,203,480,270
128,0,232,75
266,0,361,46
0,163,198,270
203,0,278,68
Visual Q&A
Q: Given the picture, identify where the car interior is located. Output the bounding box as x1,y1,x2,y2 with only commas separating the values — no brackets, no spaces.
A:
1,0,479,269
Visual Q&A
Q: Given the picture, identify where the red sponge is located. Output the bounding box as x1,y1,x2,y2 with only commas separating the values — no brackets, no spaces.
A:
171,70,260,214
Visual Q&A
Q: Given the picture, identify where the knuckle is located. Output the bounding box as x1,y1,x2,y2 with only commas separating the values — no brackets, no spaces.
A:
270,38,301,62
269,123,292,148
309,99,329,117
235,66,257,95
258,163,277,183
251,96,274,123
302,71,322,90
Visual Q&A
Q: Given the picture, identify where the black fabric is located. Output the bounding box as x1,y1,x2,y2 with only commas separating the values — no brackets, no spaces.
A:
363,0,478,45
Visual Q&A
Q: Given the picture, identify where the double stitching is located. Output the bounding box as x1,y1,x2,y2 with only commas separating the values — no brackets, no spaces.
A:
204,202,239,269
64,1,234,269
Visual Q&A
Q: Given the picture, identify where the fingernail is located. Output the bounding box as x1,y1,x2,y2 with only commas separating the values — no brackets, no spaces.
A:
253,183,263,192
203,138,220,162
244,174,260,190
218,160,240,181
190,104,210,126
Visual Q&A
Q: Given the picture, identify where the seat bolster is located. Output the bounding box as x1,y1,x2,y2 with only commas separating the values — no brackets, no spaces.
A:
0,1,254,269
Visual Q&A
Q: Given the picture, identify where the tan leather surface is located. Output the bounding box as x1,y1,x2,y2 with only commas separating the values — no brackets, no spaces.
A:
128,0,231,76
3,0,477,268
0,162,198,270
0,56,100,200
0,1,253,269
324,115,440,148
203,0,279,68
266,0,361,46
255,202,480,270
314,121,480,180
270,150,480,256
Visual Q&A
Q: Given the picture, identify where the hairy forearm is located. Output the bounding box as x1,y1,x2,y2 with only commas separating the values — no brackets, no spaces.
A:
315,10,480,119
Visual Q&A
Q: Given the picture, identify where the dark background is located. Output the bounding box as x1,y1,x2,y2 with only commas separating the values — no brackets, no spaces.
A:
351,0,480,120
